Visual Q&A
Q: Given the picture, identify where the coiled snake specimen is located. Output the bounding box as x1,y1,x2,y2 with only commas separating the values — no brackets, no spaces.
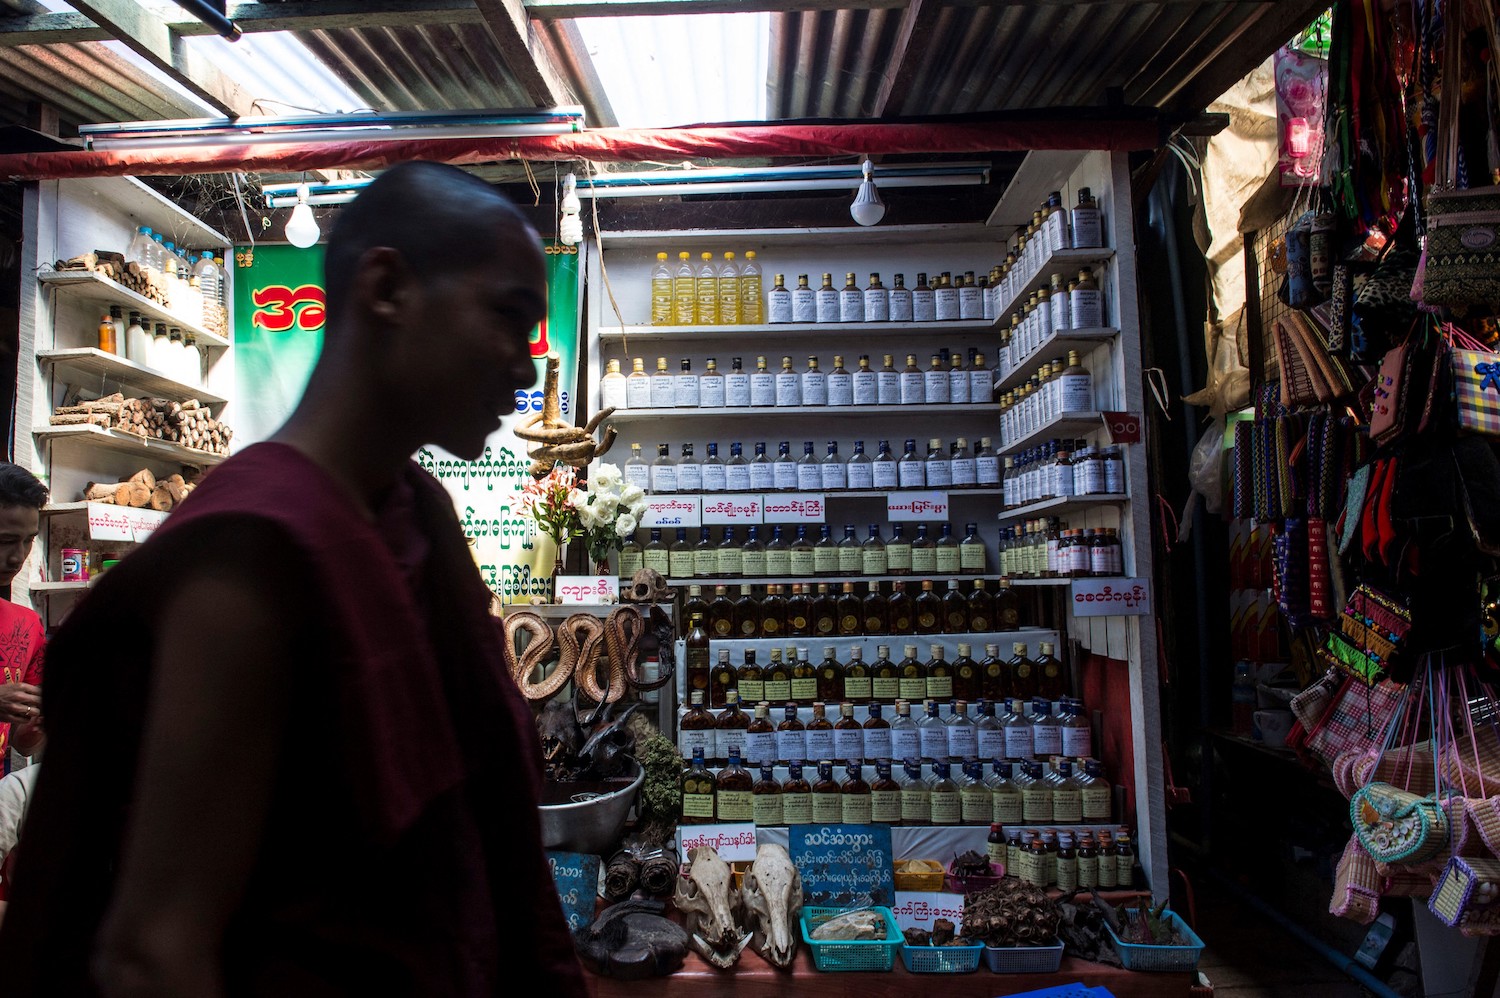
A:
503,604,673,703
503,611,568,701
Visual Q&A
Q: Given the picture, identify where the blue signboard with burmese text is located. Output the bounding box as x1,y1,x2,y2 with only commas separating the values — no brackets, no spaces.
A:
788,824,895,908
546,850,601,931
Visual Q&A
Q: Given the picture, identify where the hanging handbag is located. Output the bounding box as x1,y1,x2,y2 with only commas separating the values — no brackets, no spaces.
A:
1446,324,1500,436
1419,0,1500,307
1352,781,1453,864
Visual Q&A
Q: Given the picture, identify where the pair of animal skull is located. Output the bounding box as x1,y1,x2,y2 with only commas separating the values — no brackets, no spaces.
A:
672,843,802,969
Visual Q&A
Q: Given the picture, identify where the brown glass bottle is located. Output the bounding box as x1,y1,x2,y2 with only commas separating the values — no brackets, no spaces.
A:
834,701,864,762
805,701,836,763
840,762,873,823
1035,641,1066,700
870,759,903,824
925,644,953,701
734,584,760,638
760,585,787,638
914,580,942,635
763,648,792,703
811,759,843,823
684,585,710,627
951,643,981,702
737,650,764,703
980,643,1006,702
708,584,736,639
715,746,754,822
745,700,777,766
791,647,819,705
862,582,888,635
752,764,783,826
787,584,812,637
715,688,751,765
776,701,805,764
996,578,1021,631
942,579,969,633
888,582,915,634
812,583,838,637
710,648,736,708
968,579,996,632
843,647,871,702
781,761,813,823
836,582,862,636
1007,642,1038,700
680,746,715,824
816,646,844,702
678,690,716,761
898,643,928,702
685,613,711,702
871,645,900,703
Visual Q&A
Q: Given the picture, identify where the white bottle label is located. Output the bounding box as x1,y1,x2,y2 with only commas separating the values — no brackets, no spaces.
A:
840,290,865,323
680,728,713,758
1047,211,1071,252
919,724,949,760
1105,455,1124,494
750,372,777,407
872,458,898,489
602,377,628,410
889,291,914,322
971,368,992,403
1033,720,1062,756
775,373,802,407
793,289,818,323
877,371,902,405
815,290,840,323
768,290,794,324
702,464,727,492
677,462,702,492
801,372,827,406
950,369,971,405
726,465,752,491
948,725,978,759
924,370,950,404
926,460,951,488
650,376,674,409
951,457,976,486
898,459,925,489
864,728,892,760
699,375,725,408
650,466,677,493
1072,206,1102,248
864,289,889,322
853,371,879,405
912,289,936,322
959,286,984,320
1004,726,1033,758
1061,725,1092,758
624,464,651,490
725,372,751,407
777,729,807,762
749,462,775,491
675,374,700,407
835,728,865,761
977,727,1006,762
1091,544,1111,576
1071,288,1104,328
899,371,925,405
935,289,960,321
806,728,837,761
797,463,822,492
847,460,874,489
892,727,922,763
773,462,798,491
1053,461,1075,497
821,462,847,491
827,372,854,406
745,730,779,765
1060,372,1093,412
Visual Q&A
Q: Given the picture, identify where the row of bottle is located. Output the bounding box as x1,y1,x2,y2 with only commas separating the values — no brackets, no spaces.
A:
680,748,1110,828
93,307,206,387
651,251,765,326
767,272,1000,325
995,826,1135,892
626,524,992,579
994,189,1107,314
601,352,996,411
998,271,1109,370
683,689,1091,764
1000,521,1125,579
124,226,225,327
999,350,1099,427
1004,440,1124,507
624,439,1004,495
685,580,1020,643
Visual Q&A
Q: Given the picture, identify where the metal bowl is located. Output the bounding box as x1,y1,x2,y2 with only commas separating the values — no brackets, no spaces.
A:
538,758,644,855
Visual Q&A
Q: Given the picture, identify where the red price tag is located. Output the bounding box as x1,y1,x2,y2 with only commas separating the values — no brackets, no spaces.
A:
1102,411,1142,444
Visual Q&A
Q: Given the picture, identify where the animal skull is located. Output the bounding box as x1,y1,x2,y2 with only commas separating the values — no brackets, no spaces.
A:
742,843,802,969
673,846,751,968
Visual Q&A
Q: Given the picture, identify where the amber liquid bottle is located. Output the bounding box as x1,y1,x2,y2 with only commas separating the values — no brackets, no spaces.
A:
760,585,787,639
812,583,838,637
862,582,889,635
810,759,843,822
734,584,760,638
836,582,863,636
1035,641,1066,701
684,585,710,626
679,689,717,760
888,582,915,634
781,762,813,823
1008,642,1039,700
680,746,716,824
925,644,953,701
898,644,928,703
816,646,844,702
914,580,943,635
764,648,792,703
708,584,736,639
715,746,754,822
710,648,736,709
737,650,764,704
834,701,864,762
685,613,711,702
968,580,996,632
752,764,784,827
980,643,1007,703
804,702,836,768
870,759,903,824
787,584,812,638
996,578,1021,630
844,647,871,702
941,579,969,633
871,645,900,703
952,643,981,702
745,700,777,766
840,763,873,823
791,648,819,705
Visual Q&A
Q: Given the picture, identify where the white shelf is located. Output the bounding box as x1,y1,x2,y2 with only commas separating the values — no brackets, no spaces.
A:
994,327,1118,396
37,271,231,349
609,403,994,421
991,246,1114,324
34,423,228,467
599,319,998,342
598,223,1005,248
998,411,1105,456
996,493,1127,525
30,580,93,595
664,574,1029,587
67,176,231,249
38,348,225,407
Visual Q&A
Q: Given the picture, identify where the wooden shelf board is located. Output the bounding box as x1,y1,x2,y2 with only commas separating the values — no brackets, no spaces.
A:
996,493,1127,524
33,423,228,467
998,412,1105,456
993,327,1119,396
600,319,998,341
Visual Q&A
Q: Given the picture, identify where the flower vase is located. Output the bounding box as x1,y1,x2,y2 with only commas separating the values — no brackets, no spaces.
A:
550,541,568,603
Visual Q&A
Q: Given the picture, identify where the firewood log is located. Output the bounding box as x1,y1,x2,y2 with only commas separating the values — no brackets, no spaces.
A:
123,482,151,508
126,468,155,490
163,481,186,504
83,482,124,504
49,413,112,427
148,485,173,511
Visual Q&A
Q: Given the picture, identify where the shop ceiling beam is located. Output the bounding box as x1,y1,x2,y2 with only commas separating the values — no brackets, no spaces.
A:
60,0,252,118
523,0,1246,15
869,0,943,117
473,0,575,109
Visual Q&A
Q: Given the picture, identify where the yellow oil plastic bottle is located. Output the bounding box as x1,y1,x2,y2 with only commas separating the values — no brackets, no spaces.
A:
740,250,764,324
673,250,696,325
696,251,720,325
651,251,673,326
717,251,741,326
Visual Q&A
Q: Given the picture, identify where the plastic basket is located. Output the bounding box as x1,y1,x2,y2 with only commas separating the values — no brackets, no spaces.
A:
893,858,947,891
900,941,984,973
947,859,1006,893
1105,909,1205,972
799,906,902,972
982,939,1066,973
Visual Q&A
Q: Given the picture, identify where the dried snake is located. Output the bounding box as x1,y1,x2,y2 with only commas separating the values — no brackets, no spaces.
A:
563,612,620,704
503,610,570,701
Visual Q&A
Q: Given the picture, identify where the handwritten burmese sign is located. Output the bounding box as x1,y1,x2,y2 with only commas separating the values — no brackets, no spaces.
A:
547,850,601,931
788,823,895,908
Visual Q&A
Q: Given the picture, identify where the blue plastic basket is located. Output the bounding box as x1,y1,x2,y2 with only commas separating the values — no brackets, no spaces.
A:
900,941,984,973
1104,909,1205,972
982,938,1066,973
799,906,902,972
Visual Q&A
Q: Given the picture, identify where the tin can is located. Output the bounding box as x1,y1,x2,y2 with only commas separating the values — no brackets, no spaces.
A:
61,548,87,582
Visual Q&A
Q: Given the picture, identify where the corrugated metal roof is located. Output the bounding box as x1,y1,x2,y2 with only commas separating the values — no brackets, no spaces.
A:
0,41,203,126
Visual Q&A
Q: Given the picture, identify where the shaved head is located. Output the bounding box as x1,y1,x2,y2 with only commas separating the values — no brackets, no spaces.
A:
323,160,535,320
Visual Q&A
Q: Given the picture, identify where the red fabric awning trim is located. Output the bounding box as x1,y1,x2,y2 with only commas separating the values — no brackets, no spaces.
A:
0,120,1160,181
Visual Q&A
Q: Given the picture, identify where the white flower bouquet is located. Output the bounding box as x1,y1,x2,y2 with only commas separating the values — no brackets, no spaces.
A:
579,463,647,572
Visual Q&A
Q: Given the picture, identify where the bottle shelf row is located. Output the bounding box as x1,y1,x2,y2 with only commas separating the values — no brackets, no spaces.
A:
998,411,1107,457
664,574,1099,587
38,347,226,408
993,327,1118,397
599,319,999,342
996,493,1126,525
608,403,991,421
990,246,1115,326
38,270,231,349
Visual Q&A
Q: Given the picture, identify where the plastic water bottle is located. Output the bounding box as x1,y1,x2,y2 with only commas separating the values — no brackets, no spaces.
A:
194,251,222,315
148,232,166,276
126,226,154,269
1231,660,1256,736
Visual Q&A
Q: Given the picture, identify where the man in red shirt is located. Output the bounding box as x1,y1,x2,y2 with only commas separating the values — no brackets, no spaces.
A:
0,464,47,771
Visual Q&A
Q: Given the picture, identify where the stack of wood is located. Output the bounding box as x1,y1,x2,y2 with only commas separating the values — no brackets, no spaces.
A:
50,394,234,456
82,468,198,512
52,251,167,305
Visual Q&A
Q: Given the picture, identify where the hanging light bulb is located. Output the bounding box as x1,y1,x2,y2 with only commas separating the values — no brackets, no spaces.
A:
850,159,886,226
559,172,583,246
284,183,321,248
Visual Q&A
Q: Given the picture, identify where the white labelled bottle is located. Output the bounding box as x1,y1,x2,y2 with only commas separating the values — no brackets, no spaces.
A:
649,356,675,408
924,438,951,488
676,444,703,492
1058,350,1093,413
959,272,984,320
773,441,798,491
852,355,878,405
877,354,901,406
699,357,726,408
748,442,776,491
740,251,764,324
949,354,971,405
796,442,821,492
934,273,960,321
651,252,673,325
839,272,865,322
792,274,817,323
725,442,752,492
674,358,700,408
971,351,993,404
767,274,793,324
623,443,651,490
871,440,899,490
650,443,678,493
1070,268,1104,328
717,252,741,326
702,443,727,492
1003,698,1034,758
918,700,949,761
1050,273,1071,331
801,356,828,406
911,273,936,322
696,251,719,325
750,355,777,407
820,441,847,491
899,354,925,406
890,699,922,763
923,354,950,405
1045,191,1071,251
724,356,751,407
975,438,1001,487
950,438,976,487
864,703,893,760
775,356,802,407
1071,187,1103,248
897,439,926,489
888,273,914,322
124,312,149,365
814,273,840,324
1104,446,1125,494
601,358,628,410
846,441,873,489
625,357,652,409
1031,699,1062,757
827,355,853,406
864,273,889,322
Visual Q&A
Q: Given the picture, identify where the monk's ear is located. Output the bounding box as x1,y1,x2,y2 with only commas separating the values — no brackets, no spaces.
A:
352,246,418,328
